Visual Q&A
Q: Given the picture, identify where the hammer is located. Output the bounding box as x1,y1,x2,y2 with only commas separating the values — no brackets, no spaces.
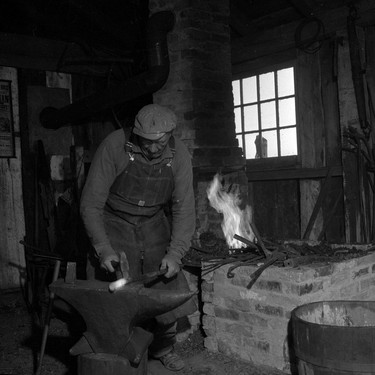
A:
109,268,168,292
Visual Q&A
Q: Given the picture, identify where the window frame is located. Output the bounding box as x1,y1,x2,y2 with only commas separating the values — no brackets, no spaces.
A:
232,60,301,171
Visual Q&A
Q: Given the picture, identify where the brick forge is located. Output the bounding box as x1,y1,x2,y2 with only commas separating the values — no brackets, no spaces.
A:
201,245,375,373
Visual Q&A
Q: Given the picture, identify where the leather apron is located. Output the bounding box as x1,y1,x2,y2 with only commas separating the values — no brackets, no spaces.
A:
103,137,196,325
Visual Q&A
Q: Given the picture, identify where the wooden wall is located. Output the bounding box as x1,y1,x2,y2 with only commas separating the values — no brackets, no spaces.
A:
232,0,375,243
0,67,25,290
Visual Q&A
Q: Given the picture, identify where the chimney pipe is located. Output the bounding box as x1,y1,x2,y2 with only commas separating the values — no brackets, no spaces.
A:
40,10,175,129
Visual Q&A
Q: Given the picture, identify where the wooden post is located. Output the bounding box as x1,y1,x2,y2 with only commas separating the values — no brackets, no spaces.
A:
337,30,363,242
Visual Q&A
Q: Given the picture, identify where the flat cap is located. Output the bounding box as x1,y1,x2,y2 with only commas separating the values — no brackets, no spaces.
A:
133,104,177,140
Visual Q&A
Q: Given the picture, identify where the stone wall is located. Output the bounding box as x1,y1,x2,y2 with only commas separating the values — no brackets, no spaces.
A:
202,246,375,373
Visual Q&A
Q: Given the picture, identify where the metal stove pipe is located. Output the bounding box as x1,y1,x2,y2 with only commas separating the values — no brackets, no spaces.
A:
40,10,175,129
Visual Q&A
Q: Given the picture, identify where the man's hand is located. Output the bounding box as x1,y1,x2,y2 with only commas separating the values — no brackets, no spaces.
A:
160,255,181,278
100,254,120,273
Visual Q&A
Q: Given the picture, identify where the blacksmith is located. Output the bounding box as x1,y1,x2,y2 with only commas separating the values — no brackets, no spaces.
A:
80,103,197,371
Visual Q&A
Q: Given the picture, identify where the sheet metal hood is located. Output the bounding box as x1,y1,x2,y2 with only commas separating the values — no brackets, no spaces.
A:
40,10,175,129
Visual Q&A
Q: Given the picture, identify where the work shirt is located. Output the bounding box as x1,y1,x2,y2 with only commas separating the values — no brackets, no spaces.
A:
80,128,196,263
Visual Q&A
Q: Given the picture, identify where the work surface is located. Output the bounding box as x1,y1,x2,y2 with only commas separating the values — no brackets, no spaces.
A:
0,290,286,375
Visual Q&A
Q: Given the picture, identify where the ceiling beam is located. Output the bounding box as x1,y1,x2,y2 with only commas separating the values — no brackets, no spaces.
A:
0,33,132,76
287,0,317,17
67,0,145,49
230,1,257,37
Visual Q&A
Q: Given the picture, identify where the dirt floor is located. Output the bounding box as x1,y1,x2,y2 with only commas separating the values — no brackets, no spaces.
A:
0,289,287,375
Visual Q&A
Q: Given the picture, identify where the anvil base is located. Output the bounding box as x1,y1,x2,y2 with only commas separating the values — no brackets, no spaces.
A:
78,352,147,375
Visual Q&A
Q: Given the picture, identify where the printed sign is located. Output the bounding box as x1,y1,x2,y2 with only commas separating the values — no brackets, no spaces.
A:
0,80,14,157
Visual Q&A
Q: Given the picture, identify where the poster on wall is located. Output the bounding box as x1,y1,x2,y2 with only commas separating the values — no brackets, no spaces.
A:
0,80,14,158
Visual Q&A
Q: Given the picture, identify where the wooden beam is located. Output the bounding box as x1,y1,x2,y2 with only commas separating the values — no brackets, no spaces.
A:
287,0,317,17
302,167,333,239
246,165,343,181
67,0,142,48
231,0,375,64
0,33,129,76
230,1,257,37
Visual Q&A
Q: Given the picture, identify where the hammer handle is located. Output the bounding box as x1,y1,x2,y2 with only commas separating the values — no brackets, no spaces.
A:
128,268,168,284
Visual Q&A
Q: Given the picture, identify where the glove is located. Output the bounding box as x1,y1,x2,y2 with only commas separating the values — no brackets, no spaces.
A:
160,253,181,278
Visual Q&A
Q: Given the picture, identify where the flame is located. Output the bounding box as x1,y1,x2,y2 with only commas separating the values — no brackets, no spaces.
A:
207,173,255,248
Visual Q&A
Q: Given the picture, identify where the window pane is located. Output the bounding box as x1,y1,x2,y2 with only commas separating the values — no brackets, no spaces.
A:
232,63,297,161
260,101,276,129
279,98,296,126
236,135,243,149
242,76,257,104
232,80,241,106
280,127,297,156
277,68,294,97
234,107,242,133
243,104,258,132
262,130,278,157
244,133,258,159
259,72,275,101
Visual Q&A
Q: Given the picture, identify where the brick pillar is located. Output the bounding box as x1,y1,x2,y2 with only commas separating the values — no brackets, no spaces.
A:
150,0,246,238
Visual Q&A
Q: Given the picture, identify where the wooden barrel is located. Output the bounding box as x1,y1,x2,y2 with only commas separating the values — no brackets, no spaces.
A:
292,301,375,374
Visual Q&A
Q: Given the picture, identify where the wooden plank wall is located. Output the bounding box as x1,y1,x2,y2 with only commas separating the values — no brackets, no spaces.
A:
319,39,345,242
0,66,26,290
233,1,375,243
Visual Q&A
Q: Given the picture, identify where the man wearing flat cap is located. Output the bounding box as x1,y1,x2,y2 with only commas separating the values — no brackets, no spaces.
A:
80,104,196,371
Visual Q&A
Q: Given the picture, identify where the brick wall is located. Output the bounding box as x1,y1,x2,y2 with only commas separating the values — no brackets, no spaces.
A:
201,245,375,372
150,0,244,167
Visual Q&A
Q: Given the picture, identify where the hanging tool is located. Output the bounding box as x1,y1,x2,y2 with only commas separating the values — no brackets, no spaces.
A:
35,259,61,375
347,5,371,138
35,140,58,252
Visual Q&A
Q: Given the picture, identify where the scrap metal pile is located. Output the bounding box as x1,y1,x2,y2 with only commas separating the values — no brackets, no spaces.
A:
182,229,375,289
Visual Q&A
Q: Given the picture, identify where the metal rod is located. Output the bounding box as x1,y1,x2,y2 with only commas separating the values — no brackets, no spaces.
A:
20,241,64,261
249,222,273,257
233,234,257,249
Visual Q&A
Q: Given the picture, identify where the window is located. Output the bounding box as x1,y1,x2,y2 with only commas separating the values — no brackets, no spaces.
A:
233,66,297,160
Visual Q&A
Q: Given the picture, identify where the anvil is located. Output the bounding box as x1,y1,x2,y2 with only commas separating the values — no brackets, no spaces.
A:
50,279,196,365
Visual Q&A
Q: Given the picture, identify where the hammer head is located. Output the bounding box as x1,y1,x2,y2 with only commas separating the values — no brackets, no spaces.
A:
109,268,168,292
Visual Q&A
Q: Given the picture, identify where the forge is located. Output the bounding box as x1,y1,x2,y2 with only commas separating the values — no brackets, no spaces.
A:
50,278,196,375
194,173,375,372
199,240,375,373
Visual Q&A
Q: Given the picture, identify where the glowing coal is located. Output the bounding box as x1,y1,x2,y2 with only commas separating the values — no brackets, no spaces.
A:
207,173,255,248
